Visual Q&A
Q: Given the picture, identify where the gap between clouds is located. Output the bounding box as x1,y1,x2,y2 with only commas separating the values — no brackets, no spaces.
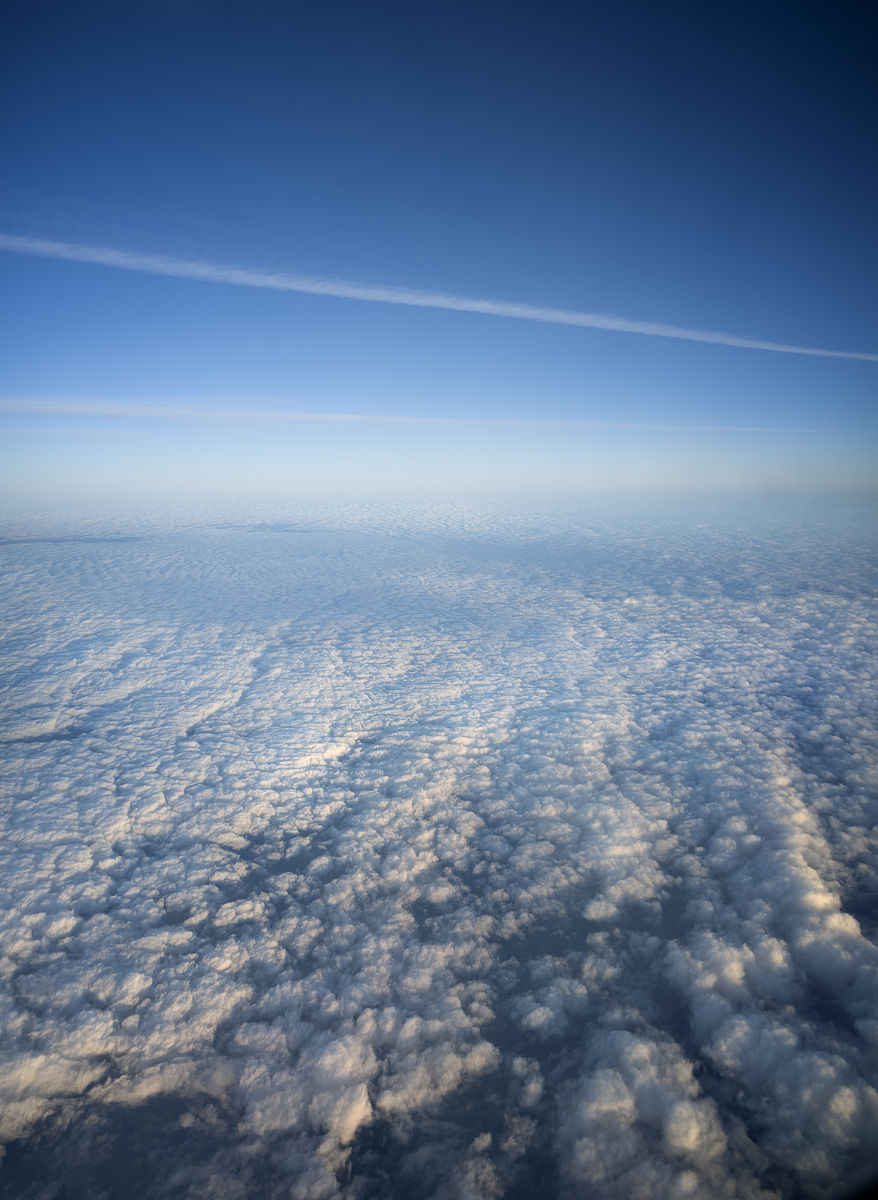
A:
1,233,876,363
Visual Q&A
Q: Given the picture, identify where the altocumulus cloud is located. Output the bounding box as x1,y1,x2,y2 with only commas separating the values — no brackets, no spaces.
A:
1,496,877,1199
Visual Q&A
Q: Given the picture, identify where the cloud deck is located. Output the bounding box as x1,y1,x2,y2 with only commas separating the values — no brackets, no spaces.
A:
1,497,877,1199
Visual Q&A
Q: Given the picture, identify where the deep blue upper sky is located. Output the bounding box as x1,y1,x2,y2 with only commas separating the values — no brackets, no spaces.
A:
1,0,876,496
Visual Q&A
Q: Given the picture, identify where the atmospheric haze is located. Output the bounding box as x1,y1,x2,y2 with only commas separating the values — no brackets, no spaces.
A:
1,494,877,1199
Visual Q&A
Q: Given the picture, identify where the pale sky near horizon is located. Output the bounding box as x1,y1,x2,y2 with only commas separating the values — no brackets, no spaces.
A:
1,0,876,499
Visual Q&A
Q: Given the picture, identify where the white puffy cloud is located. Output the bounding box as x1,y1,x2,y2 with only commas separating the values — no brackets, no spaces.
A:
0,496,876,1197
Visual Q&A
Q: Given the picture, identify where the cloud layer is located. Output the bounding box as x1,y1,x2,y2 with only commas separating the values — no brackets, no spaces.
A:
2,233,877,361
1,496,877,1199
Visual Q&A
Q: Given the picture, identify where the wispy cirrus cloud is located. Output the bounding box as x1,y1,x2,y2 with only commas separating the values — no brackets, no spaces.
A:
1,232,876,363
0,397,836,434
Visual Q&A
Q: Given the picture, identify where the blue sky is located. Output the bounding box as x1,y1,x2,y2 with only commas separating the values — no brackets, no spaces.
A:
1,0,876,498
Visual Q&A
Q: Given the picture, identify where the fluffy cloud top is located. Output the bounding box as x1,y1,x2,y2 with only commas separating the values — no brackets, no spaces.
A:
1,495,876,1198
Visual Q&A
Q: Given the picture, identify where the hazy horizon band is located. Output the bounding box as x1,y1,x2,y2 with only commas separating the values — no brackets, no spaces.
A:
2,232,876,363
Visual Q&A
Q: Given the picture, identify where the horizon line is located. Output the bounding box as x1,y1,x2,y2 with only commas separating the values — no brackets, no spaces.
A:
1,233,876,363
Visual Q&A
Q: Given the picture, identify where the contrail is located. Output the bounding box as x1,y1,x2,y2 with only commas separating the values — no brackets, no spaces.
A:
1,232,876,362
0,397,836,434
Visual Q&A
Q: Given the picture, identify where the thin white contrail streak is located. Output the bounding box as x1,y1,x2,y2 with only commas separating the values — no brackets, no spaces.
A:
1,233,876,362
0,397,835,433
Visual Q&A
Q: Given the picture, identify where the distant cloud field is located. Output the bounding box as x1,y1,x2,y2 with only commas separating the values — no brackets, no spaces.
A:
1,495,876,1199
